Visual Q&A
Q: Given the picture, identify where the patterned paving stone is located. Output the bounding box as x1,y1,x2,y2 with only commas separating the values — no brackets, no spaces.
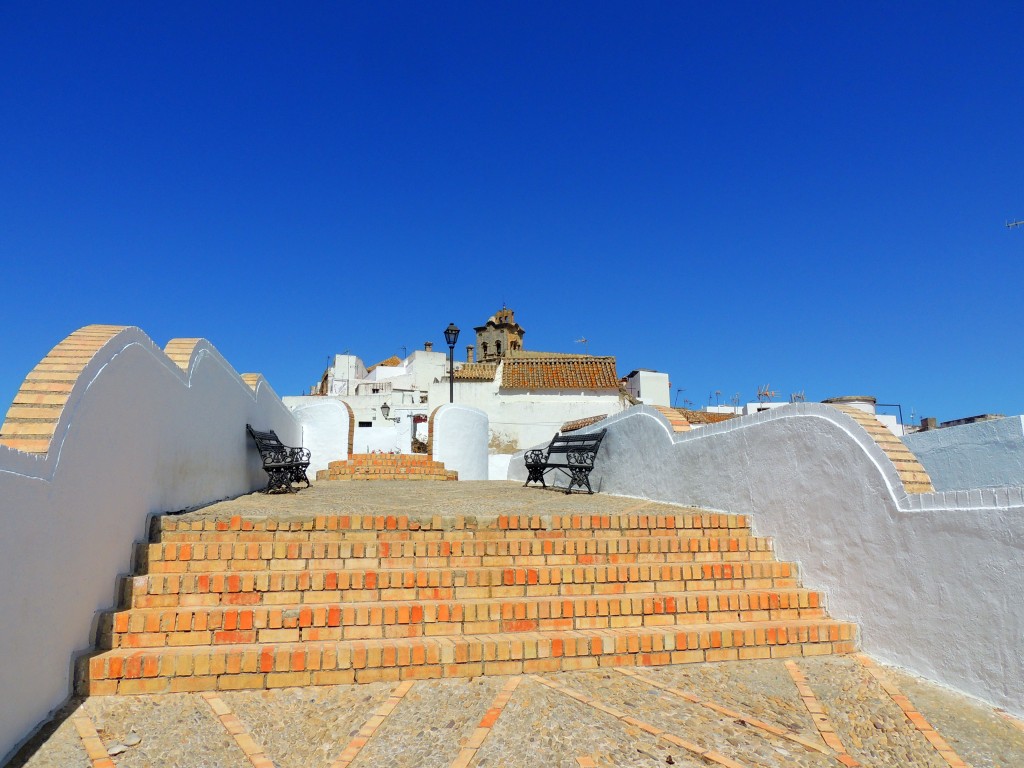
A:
221,683,396,768
549,669,832,768
883,663,1024,768
83,693,251,768
800,656,949,767
15,700,90,768
10,658,1024,768
349,677,505,768
472,677,699,768
634,660,821,741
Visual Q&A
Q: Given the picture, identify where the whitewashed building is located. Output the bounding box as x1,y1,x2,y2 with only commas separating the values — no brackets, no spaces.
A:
306,307,670,451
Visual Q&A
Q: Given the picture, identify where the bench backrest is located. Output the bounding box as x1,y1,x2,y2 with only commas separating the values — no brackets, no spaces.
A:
246,424,285,453
547,429,606,455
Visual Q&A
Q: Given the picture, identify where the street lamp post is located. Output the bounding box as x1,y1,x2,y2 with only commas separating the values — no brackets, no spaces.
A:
443,322,460,403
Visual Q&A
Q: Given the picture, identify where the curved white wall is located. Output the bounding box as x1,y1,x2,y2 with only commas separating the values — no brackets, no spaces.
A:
0,328,299,763
283,396,351,477
431,404,489,481
903,416,1024,491
509,403,1024,717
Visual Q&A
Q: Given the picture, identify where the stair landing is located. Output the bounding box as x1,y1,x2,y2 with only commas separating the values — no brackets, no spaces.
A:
317,453,457,482
78,482,856,695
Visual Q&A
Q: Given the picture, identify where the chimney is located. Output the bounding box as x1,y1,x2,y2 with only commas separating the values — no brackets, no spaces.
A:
466,345,474,363
424,341,433,352
921,417,938,431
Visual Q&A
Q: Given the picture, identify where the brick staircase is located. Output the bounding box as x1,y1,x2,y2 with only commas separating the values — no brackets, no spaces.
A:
316,453,457,482
78,510,856,695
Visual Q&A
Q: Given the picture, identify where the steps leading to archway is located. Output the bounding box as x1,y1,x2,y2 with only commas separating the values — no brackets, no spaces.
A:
316,453,457,482
78,507,856,695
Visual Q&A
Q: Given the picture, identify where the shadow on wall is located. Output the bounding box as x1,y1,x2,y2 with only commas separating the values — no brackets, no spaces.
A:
0,325,299,765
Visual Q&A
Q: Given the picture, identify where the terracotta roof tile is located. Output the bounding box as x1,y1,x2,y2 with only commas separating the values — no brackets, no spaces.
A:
367,355,402,372
501,356,618,390
453,363,498,381
676,408,736,425
560,414,609,432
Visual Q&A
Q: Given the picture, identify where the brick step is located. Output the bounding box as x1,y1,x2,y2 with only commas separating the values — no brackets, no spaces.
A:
80,619,858,695
122,561,801,609
99,588,826,649
332,455,445,466
318,455,457,482
319,471,458,482
155,521,751,544
138,535,776,573
155,512,748,539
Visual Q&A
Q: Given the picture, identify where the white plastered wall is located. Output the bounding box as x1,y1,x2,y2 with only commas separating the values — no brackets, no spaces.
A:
282,396,351,478
0,328,300,763
427,378,625,449
431,404,489,481
903,416,1024,491
508,403,1024,717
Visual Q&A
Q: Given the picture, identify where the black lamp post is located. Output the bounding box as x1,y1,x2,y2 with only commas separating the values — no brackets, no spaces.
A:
443,322,460,403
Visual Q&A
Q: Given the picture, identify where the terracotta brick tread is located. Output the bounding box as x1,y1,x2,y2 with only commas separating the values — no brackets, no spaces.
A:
101,588,826,647
80,619,857,695
140,535,776,571
157,528,761,548
156,512,748,536
122,561,801,608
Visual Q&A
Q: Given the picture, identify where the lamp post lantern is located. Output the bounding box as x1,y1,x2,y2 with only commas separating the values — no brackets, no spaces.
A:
443,323,460,403
380,402,390,420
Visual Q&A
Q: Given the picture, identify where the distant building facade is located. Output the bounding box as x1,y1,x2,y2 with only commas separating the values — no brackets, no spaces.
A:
307,306,671,451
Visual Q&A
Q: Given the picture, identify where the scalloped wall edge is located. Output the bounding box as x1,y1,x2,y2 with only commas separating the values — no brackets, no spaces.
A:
0,327,275,459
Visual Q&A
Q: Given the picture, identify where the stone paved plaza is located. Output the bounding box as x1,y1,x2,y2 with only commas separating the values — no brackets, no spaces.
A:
9,483,1024,767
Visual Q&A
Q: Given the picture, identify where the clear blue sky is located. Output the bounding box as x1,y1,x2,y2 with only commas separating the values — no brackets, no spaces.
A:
2,3,1021,423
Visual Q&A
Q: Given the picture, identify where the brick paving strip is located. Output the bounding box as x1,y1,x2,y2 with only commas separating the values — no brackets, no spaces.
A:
996,708,1024,734
783,660,862,767
529,674,750,768
448,676,522,768
855,655,970,768
328,680,416,768
200,692,276,768
613,668,833,756
70,713,117,768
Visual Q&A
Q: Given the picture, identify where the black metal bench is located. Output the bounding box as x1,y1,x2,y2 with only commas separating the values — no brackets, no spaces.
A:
523,429,606,494
246,424,311,493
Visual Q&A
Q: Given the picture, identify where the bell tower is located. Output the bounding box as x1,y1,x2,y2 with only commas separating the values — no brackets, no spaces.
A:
474,306,525,363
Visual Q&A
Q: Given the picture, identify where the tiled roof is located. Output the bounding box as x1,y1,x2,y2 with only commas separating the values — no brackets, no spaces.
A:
507,350,581,359
676,408,736,425
560,414,609,432
453,363,498,381
501,356,618,390
367,355,402,372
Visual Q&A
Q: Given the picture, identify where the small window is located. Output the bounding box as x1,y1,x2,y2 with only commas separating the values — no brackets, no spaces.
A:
358,421,372,428
496,340,502,356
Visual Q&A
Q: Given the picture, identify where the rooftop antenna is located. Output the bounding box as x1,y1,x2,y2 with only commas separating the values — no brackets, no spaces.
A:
790,390,806,403
757,384,778,404
574,337,589,354
1006,219,1024,229
731,393,741,407
714,390,722,407
400,345,407,360
674,388,685,407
